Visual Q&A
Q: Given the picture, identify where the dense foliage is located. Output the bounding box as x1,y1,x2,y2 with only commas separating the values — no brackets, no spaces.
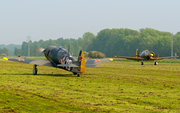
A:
0,44,20,56
0,48,9,56
87,28,174,57
20,32,95,57
19,28,180,58
1,28,180,58
88,51,106,58
14,47,21,56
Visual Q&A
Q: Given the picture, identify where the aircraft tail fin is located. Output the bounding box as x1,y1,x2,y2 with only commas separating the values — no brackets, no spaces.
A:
129,49,139,57
136,49,139,58
77,50,85,74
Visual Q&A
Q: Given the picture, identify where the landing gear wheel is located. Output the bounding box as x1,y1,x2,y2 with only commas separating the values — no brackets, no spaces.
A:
141,62,144,65
73,72,77,75
154,62,157,65
77,74,80,77
33,64,38,75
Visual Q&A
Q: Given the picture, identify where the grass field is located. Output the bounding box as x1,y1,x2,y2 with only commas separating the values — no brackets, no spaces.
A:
0,59,180,112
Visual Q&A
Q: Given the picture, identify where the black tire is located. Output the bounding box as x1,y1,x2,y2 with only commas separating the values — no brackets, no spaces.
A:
77,74,80,77
141,62,144,65
154,62,157,65
73,72,77,75
33,65,38,75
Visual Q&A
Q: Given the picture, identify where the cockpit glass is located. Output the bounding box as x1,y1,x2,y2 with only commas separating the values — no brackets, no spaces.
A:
56,46,62,51
141,50,149,55
56,46,73,57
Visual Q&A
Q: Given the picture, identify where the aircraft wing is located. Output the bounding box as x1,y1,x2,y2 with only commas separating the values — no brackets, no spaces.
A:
85,58,113,67
114,56,176,61
3,57,53,67
3,57,113,68
150,56,176,60
114,56,144,61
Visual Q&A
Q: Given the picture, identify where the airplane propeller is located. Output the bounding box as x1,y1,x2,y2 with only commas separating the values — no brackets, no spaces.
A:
68,45,70,58
65,45,71,64
37,47,45,53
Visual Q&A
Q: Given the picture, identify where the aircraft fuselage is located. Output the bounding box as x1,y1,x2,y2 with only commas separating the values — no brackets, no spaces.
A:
43,45,76,65
139,50,155,60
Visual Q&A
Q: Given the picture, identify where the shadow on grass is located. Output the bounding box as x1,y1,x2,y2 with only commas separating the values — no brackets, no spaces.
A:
0,73,92,77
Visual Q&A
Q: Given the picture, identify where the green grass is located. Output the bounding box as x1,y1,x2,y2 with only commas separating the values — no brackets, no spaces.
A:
114,58,180,63
0,59,180,112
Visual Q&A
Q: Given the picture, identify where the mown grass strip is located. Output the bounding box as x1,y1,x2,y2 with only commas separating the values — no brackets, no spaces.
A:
0,59,180,112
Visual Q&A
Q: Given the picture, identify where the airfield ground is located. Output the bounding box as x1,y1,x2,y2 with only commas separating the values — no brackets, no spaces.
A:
0,59,180,112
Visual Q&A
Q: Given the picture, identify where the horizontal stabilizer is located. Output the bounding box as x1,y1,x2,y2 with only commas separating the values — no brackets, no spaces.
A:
86,58,113,64
57,64,79,67
86,64,102,67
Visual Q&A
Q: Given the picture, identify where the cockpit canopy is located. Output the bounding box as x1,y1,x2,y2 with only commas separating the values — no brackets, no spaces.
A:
140,50,155,59
141,50,149,55
56,46,72,57
56,46,62,51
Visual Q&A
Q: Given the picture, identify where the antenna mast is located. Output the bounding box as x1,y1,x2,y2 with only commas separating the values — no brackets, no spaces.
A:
27,36,31,57
171,33,173,58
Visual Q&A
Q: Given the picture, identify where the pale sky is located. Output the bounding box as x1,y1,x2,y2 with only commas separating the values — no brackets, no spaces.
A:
0,0,180,45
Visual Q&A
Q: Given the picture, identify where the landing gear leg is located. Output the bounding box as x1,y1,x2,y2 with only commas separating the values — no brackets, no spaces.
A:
154,61,158,65
77,74,80,77
72,72,80,77
33,64,38,75
141,60,144,65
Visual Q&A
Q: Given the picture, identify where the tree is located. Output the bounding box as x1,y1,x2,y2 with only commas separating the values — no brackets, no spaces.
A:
14,47,21,56
82,32,96,51
0,47,9,56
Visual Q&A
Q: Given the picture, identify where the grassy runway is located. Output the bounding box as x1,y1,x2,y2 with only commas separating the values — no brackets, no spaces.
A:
0,59,180,112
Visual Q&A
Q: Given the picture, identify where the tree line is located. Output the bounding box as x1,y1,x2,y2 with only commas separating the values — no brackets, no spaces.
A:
87,28,177,57
0,48,9,56
2,28,180,58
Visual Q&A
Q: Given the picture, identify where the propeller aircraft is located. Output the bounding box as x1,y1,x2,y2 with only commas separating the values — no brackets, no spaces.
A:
114,49,175,65
3,45,113,77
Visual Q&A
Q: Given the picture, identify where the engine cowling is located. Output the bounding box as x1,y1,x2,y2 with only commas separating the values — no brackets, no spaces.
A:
149,52,155,59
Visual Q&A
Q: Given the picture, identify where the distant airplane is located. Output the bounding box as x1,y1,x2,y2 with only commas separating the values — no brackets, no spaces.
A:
114,49,175,65
3,45,113,77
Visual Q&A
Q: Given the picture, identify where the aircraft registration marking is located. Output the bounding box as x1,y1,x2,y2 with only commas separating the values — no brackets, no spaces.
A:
61,59,65,64
79,56,83,61
18,58,24,61
95,59,100,61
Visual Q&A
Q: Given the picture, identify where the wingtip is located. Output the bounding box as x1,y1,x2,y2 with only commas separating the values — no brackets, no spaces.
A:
3,57,8,61
109,58,113,61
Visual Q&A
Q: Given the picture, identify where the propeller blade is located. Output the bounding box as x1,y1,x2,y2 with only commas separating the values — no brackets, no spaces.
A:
68,45,70,58
37,47,45,53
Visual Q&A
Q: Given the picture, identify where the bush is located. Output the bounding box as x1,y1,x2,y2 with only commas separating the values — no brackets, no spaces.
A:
1,53,7,57
83,51,89,57
88,51,106,58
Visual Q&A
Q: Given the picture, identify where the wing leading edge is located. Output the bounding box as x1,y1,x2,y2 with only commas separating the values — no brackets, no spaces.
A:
3,57,53,67
114,56,144,61
114,56,176,61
